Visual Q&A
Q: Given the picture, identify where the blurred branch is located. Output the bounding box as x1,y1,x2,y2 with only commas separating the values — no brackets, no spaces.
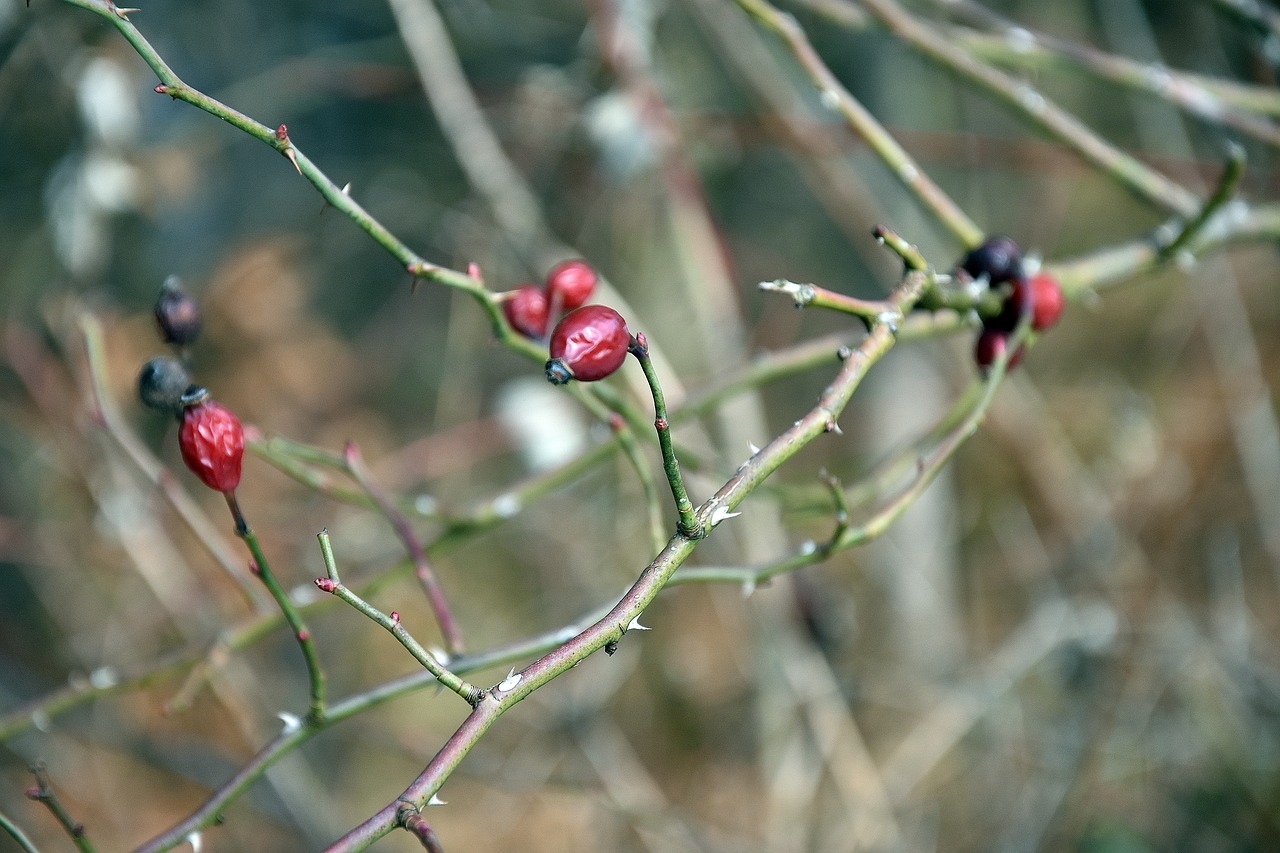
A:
25,765,95,853
0,809,40,853
78,313,267,609
851,0,1202,216
938,0,1280,132
342,443,466,655
732,0,986,248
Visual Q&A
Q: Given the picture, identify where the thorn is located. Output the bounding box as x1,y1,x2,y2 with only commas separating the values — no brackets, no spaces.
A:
284,148,301,175
427,794,447,806
277,711,302,735
709,505,742,527
627,616,651,632
185,832,203,853
741,577,756,598
114,6,141,18
429,646,450,666
341,182,352,196
497,668,522,692
747,440,760,455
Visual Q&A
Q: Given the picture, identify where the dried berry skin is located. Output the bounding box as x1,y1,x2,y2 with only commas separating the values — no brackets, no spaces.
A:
138,356,192,416
1029,272,1064,331
154,276,202,345
179,400,245,492
503,284,550,339
545,260,597,312
545,305,630,384
961,236,1023,286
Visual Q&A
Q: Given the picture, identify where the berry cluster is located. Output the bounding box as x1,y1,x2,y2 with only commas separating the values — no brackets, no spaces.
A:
503,259,599,339
958,236,1064,370
137,278,245,495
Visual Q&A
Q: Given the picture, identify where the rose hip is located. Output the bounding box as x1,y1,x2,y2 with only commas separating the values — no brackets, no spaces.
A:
545,259,597,312
179,397,245,492
545,305,630,385
503,285,550,339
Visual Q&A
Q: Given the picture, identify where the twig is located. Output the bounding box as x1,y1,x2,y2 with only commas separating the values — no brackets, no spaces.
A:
314,531,482,705
629,333,702,539
26,765,94,853
850,0,1201,216
1160,144,1247,259
239,524,327,725
343,443,466,655
608,413,669,555
731,0,985,248
0,809,39,853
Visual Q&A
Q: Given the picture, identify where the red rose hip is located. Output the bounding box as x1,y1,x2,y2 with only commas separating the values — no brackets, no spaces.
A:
545,305,630,384
545,259,597,312
1028,272,1064,331
179,397,245,492
503,284,550,338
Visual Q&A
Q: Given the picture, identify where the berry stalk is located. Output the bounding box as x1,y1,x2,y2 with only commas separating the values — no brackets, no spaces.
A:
629,334,703,539
239,524,328,726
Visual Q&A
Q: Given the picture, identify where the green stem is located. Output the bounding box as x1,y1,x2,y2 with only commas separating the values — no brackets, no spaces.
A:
0,810,38,853
237,513,327,726
731,0,985,248
26,765,95,853
316,532,482,705
629,334,702,539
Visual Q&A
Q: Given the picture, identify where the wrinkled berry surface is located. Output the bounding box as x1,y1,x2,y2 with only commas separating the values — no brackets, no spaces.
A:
180,400,245,492
545,259,597,312
546,305,630,384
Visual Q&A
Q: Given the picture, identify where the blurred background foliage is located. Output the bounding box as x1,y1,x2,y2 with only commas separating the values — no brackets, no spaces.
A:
2,0,1280,849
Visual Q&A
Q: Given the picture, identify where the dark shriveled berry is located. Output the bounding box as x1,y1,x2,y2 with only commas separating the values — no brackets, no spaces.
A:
545,305,630,385
961,235,1023,286
138,356,192,416
545,259,597,312
503,284,550,339
179,399,245,492
154,275,202,345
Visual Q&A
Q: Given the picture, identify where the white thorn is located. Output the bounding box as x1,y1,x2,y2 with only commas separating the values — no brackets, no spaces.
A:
627,616,651,632
277,711,302,735
747,440,760,455
800,540,818,556
709,505,742,527
341,182,352,195
186,832,203,853
428,794,447,806
741,577,757,598
31,710,50,733
497,668,522,692
429,646,450,666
